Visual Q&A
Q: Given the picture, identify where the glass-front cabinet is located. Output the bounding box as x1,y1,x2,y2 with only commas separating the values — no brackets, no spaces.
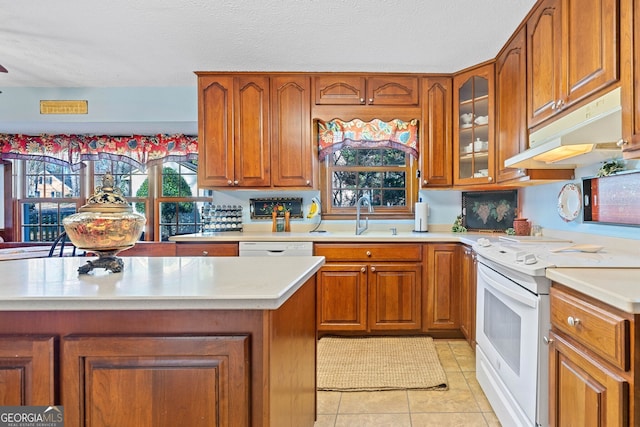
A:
453,63,495,185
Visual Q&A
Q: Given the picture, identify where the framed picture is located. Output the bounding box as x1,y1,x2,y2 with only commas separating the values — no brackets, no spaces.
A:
462,190,518,232
249,197,303,219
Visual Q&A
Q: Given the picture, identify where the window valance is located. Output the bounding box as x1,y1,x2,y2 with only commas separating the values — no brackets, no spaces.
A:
0,133,198,170
317,118,419,160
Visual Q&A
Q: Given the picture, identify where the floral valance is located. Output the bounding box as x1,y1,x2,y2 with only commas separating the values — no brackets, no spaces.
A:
0,133,198,170
317,118,419,160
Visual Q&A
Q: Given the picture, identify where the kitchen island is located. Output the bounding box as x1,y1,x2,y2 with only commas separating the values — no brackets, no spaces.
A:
0,256,324,427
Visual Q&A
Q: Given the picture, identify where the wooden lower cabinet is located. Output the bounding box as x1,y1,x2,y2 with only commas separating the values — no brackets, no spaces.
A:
316,264,368,331
549,284,636,426
0,277,317,427
459,245,476,347
424,244,461,333
549,331,628,427
315,243,422,334
0,336,55,405
62,335,250,427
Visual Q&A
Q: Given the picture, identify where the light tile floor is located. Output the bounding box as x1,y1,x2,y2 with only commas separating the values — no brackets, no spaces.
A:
314,339,501,427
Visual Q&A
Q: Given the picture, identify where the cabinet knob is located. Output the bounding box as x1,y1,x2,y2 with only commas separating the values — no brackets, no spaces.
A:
567,316,581,327
368,98,374,103
543,336,554,345
306,180,311,186
423,179,428,185
370,266,376,272
227,180,233,185
366,251,372,257
361,267,366,273
556,99,565,109
233,180,239,185
617,139,628,147
202,251,209,256
487,176,493,182
550,101,557,111
360,98,365,104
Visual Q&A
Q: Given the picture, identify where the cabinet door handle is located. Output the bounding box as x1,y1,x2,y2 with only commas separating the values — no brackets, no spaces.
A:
370,266,376,272
567,316,581,327
361,267,366,273
202,251,209,256
366,251,372,257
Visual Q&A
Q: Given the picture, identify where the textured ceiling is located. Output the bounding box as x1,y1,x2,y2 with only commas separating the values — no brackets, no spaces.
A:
0,0,536,88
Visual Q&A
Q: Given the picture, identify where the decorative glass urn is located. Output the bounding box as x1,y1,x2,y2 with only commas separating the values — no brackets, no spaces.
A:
63,173,146,274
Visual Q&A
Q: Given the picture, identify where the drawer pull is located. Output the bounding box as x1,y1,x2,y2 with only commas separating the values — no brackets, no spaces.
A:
366,251,372,257
202,251,209,256
567,316,581,327
543,336,554,345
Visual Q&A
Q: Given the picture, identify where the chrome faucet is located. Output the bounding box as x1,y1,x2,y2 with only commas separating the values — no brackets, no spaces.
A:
355,195,374,235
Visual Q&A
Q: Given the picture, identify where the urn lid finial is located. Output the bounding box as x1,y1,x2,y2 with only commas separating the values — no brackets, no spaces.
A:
80,173,133,213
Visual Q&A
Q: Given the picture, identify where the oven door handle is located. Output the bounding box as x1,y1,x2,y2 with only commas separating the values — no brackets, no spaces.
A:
478,266,538,309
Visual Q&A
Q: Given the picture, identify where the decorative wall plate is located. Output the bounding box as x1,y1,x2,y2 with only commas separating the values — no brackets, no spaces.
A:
557,183,581,222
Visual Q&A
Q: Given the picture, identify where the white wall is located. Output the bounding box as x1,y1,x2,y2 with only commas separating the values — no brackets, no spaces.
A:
521,160,640,240
0,87,197,135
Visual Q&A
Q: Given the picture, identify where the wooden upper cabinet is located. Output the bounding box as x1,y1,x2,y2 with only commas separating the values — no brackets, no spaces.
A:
495,28,528,183
420,76,453,187
527,0,619,129
621,0,640,159
562,0,618,107
314,75,366,105
527,0,563,126
271,76,313,187
197,73,314,189
314,75,419,106
453,63,495,186
366,76,419,105
197,75,234,187
197,74,270,188
234,76,271,187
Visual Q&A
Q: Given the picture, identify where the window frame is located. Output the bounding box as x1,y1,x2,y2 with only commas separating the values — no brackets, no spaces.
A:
10,160,209,242
319,147,419,220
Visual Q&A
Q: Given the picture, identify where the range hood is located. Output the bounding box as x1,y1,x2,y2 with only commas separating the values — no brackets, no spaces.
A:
505,87,622,169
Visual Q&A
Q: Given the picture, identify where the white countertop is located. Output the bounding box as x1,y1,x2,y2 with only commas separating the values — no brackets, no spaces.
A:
170,229,483,245
0,256,325,311
546,268,640,313
0,245,75,261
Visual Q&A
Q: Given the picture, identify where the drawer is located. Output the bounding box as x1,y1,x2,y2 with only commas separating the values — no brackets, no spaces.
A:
550,286,630,370
175,243,238,257
313,243,422,262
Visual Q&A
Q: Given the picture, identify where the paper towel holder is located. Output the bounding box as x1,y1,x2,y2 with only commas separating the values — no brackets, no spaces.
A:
413,200,429,233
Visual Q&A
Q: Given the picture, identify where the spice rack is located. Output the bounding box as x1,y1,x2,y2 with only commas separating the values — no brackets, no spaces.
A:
201,204,243,232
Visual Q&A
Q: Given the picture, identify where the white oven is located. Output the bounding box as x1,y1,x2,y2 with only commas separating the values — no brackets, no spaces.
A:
474,236,640,427
475,259,550,427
